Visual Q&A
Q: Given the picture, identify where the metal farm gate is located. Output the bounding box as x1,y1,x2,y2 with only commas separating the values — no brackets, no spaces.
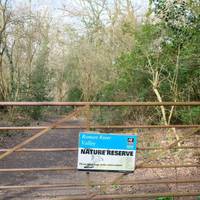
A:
0,102,200,199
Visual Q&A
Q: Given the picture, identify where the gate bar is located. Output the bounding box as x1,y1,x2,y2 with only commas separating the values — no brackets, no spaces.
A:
0,146,199,152
1,178,200,190
0,101,200,106
53,192,200,200
86,192,200,199
0,164,199,172
1,125,200,131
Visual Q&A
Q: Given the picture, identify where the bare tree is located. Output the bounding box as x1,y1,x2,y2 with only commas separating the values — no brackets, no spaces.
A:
145,46,181,143
0,0,11,101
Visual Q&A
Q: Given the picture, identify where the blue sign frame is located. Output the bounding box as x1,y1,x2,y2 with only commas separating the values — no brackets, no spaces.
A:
77,132,138,172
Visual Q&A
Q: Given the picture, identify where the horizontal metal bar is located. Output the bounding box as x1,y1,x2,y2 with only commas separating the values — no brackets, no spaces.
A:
56,195,88,200
0,183,86,190
137,146,200,150
136,164,199,169
0,164,198,173
0,148,78,152
0,167,75,172
0,124,200,131
0,146,199,153
120,179,200,185
0,101,200,106
90,125,200,128
91,192,200,199
6,178,200,189
1,179,200,190
55,192,200,200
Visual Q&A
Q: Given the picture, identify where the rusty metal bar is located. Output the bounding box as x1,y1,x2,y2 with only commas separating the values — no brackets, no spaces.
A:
137,146,200,150
0,164,198,173
90,192,200,199
1,124,200,131
1,179,200,190
0,101,200,106
0,148,78,152
55,192,200,200
0,167,75,172
0,146,199,153
119,179,200,185
136,164,199,169
0,183,86,189
56,195,88,200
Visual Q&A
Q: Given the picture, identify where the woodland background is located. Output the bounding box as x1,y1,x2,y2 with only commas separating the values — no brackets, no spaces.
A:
0,0,199,126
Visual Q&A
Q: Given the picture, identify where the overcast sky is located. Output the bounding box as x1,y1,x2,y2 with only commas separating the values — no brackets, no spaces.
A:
13,0,148,14
12,0,148,29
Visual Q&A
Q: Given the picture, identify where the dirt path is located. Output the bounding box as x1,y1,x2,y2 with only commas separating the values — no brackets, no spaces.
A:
0,118,88,199
0,117,199,200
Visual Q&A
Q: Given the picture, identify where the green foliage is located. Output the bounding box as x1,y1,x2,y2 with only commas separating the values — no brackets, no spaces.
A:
96,0,200,124
27,33,52,119
156,197,173,200
68,87,83,102
1,0,199,125
97,24,157,103
178,107,200,124
151,0,200,47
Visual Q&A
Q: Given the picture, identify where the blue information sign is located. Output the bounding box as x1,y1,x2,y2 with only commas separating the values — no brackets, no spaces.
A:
77,132,137,172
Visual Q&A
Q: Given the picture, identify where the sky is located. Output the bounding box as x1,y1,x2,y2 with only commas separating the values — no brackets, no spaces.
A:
13,0,148,14
12,0,148,28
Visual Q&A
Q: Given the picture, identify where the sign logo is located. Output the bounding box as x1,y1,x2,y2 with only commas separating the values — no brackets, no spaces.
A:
77,132,137,172
128,138,134,145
